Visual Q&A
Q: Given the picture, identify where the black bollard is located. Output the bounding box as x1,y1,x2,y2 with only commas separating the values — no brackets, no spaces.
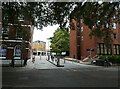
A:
11,59,14,67
57,58,60,67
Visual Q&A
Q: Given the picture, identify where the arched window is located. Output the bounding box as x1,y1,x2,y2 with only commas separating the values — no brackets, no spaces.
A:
112,23,116,29
0,44,7,57
14,45,21,56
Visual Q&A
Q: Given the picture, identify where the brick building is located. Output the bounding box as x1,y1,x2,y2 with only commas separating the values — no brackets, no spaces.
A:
32,40,46,56
70,16,120,60
0,21,34,66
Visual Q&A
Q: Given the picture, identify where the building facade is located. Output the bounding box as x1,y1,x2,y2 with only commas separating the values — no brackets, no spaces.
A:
0,22,33,66
70,16,120,60
32,40,46,56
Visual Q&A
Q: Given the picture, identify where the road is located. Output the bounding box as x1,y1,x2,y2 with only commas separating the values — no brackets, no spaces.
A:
2,56,119,88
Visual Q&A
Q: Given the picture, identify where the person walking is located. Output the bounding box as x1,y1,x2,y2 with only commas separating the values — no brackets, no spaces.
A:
51,55,54,62
32,55,35,63
40,54,41,60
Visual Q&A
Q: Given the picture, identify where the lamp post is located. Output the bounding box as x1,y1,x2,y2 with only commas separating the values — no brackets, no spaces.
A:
47,38,51,60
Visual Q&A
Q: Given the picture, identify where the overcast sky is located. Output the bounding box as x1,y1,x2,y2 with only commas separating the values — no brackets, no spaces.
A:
33,24,59,49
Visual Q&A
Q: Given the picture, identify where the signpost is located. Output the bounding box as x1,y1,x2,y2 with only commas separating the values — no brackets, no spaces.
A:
86,48,94,58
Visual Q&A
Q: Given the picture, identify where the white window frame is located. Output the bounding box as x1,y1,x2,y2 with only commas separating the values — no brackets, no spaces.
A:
14,45,21,57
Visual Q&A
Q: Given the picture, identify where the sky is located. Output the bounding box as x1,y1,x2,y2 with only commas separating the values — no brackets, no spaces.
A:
33,24,59,49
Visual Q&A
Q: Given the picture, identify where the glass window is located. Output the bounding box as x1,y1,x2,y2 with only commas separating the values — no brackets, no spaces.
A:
108,48,111,55
104,45,107,54
81,27,83,32
97,20,101,27
2,27,9,39
117,45,119,55
112,23,116,29
113,33,117,39
0,45,7,57
2,27,9,34
77,37,80,45
113,15,116,19
16,31,22,39
100,44,104,54
18,14,24,21
113,45,116,55
104,21,109,28
81,36,83,41
14,45,21,56
118,45,120,55
97,45,100,54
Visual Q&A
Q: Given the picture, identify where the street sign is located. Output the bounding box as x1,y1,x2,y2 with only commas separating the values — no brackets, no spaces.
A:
86,48,94,51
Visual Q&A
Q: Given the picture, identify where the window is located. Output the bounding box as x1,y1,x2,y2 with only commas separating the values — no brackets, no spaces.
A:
119,15,120,20
81,36,83,41
113,15,116,19
97,45,100,54
77,37,80,45
112,23,116,29
96,20,101,27
2,27,9,34
117,45,119,55
14,45,21,56
104,21,109,28
0,45,7,57
108,48,111,55
104,46,107,54
2,27,9,38
98,43,112,55
113,45,120,55
113,45,116,55
113,33,117,39
77,29,80,36
16,31,22,39
81,27,83,32
18,14,24,21
100,44,104,54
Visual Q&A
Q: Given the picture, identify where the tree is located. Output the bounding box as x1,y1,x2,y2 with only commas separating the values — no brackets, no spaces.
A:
2,2,119,48
70,2,119,48
50,28,69,55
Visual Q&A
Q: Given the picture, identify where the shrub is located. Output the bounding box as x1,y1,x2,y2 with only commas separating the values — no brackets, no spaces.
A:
98,55,120,64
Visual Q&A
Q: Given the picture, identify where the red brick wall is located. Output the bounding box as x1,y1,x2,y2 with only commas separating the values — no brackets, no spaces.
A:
70,19,77,58
70,18,120,60
80,23,97,59
70,29,77,58
2,25,32,61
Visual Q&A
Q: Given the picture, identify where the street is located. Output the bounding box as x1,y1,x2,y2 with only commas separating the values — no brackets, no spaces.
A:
2,56,119,88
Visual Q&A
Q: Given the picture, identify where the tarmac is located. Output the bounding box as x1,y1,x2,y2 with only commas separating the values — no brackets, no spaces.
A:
2,56,119,88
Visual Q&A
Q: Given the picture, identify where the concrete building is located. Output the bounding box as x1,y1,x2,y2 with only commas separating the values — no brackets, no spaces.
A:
32,40,46,56
70,14,120,60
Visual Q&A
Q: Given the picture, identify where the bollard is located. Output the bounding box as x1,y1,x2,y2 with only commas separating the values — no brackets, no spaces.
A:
64,59,66,63
57,58,60,67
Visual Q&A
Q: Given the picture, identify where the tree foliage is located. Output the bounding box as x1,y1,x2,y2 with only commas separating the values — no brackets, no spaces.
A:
2,2,120,48
50,28,69,53
71,2,119,48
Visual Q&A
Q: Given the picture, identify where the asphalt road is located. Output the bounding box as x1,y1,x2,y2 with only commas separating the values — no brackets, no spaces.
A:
2,56,119,88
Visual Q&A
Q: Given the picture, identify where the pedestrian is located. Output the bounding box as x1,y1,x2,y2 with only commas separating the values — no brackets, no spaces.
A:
40,54,41,60
11,59,14,67
51,55,54,62
32,55,35,63
24,58,27,66
104,58,110,67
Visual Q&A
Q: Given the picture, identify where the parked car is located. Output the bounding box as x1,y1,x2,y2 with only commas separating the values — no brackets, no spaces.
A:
91,58,112,66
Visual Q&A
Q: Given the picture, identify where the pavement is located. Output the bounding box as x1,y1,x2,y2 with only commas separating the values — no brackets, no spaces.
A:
2,56,119,88
2,55,119,71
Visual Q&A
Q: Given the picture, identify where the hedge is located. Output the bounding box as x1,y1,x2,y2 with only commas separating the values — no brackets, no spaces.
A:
98,55,120,64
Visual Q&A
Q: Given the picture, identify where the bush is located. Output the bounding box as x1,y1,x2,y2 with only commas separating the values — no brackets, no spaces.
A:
98,55,120,64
